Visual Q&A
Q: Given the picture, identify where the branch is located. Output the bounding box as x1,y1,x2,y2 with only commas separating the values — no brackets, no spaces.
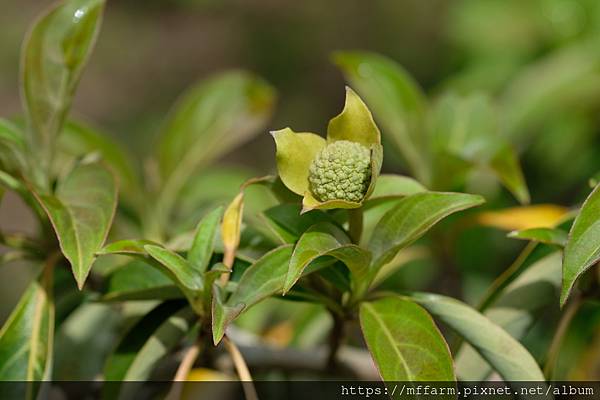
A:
216,328,379,380
165,340,202,400
326,312,345,369
223,336,258,400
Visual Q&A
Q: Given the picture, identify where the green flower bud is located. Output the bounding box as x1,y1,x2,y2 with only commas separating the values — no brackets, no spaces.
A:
272,88,382,212
308,140,371,202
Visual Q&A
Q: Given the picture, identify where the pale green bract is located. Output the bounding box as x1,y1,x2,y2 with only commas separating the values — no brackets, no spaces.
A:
309,140,371,202
272,87,383,212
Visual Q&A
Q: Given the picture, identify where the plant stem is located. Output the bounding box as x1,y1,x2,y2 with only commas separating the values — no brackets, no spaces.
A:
165,340,203,400
477,242,537,310
223,336,258,400
175,341,202,381
219,250,235,286
544,294,582,379
348,208,363,244
326,311,345,370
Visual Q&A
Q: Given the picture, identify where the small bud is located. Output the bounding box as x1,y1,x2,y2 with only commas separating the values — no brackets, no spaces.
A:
308,140,371,202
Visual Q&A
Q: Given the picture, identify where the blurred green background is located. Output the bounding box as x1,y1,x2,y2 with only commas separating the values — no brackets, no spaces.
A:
1,0,599,379
2,0,599,197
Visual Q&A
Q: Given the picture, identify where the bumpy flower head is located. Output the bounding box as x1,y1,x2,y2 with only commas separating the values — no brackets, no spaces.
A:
308,140,371,202
272,87,382,212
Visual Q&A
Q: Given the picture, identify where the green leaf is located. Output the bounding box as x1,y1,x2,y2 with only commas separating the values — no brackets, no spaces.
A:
173,168,280,239
157,71,275,187
369,192,484,266
0,119,27,174
429,92,529,203
333,51,429,184
201,263,230,309
98,239,158,256
211,284,245,345
212,245,293,344
489,145,530,204
0,172,27,200
327,87,381,147
429,92,497,160
226,244,294,308
35,162,117,288
508,228,568,246
455,251,562,380
0,268,53,400
178,167,252,209
502,41,600,143
262,204,336,243
188,206,223,273
272,128,326,196
561,184,600,305
99,241,203,307
284,223,371,297
102,260,182,302
365,174,427,207
410,292,545,381
144,245,203,291
149,72,275,239
21,0,105,174
60,120,140,201
359,296,455,381
103,301,195,400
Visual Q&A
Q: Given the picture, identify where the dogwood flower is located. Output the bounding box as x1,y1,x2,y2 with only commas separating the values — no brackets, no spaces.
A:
272,87,383,213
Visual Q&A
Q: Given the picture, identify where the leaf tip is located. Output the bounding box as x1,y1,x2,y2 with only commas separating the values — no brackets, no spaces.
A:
75,275,86,291
270,127,290,140
299,206,312,215
281,281,292,296
472,194,487,205
212,330,224,346
559,286,572,309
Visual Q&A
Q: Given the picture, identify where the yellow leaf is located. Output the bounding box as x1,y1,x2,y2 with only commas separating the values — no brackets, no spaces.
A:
221,192,244,268
476,204,569,231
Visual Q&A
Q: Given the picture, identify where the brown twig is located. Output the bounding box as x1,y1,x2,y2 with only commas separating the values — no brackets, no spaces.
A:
223,336,258,400
164,340,203,400
326,311,346,370
174,341,202,381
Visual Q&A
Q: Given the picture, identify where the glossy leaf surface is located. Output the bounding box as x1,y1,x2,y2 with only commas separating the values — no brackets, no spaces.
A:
410,292,545,381
360,296,455,381
22,0,105,172
212,245,293,343
35,162,117,288
561,184,600,305
0,268,54,400
369,192,484,267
